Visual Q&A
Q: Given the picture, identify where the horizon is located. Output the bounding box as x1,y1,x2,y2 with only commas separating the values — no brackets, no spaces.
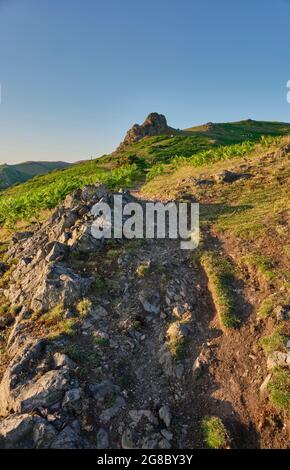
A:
1,0,290,164
1,115,290,165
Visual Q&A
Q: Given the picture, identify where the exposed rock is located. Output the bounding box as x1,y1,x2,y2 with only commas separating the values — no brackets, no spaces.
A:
0,414,34,449
267,351,287,370
158,437,171,449
62,388,81,412
0,413,57,449
99,395,126,423
129,409,158,427
159,405,171,428
260,373,272,398
0,339,45,416
121,429,136,449
96,428,109,449
175,363,184,379
139,289,160,315
192,352,208,379
158,345,175,377
118,113,177,148
274,305,290,321
53,352,76,370
32,418,57,449
50,422,82,449
90,380,119,404
12,232,33,243
160,429,173,441
214,170,251,183
14,368,71,413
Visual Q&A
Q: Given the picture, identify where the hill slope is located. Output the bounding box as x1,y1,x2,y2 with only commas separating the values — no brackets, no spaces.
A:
0,161,71,190
0,116,289,226
0,128,289,449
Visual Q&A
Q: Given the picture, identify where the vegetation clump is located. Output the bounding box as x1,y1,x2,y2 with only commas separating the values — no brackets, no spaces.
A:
200,251,238,329
202,416,229,449
268,367,290,411
260,329,286,354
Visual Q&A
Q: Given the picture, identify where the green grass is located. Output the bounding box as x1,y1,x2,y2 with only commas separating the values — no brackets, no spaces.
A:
202,416,229,449
0,162,142,225
258,298,275,318
166,321,189,360
1,119,289,227
268,367,290,411
94,336,110,347
200,252,239,329
246,255,277,281
260,330,286,353
76,298,92,318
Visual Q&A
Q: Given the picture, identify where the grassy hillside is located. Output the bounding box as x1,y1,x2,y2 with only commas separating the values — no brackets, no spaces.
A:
0,119,289,226
0,161,71,190
102,119,290,165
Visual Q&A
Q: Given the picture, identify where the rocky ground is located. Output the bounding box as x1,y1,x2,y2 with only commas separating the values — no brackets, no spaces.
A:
0,141,289,449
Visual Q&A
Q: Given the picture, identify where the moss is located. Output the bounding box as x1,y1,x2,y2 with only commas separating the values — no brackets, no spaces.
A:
202,416,229,449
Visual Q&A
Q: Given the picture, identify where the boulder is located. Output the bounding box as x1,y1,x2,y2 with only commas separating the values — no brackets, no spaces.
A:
214,170,251,183
139,289,160,315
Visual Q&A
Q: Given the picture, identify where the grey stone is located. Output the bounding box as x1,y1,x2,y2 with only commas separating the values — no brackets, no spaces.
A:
214,170,251,184
260,373,272,398
159,405,171,428
121,429,136,449
139,289,160,315
96,428,109,449
50,423,81,449
160,429,173,441
159,438,171,449
175,363,184,379
0,414,34,449
53,352,76,370
99,395,126,423
16,369,71,413
267,351,287,370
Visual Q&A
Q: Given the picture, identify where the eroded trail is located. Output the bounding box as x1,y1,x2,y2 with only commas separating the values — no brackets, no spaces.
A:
0,184,288,449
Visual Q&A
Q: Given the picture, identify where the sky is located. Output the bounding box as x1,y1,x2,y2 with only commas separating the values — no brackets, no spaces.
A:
0,0,290,164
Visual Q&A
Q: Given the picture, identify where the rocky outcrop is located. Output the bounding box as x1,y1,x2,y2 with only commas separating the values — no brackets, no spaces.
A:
3,184,135,313
117,113,177,149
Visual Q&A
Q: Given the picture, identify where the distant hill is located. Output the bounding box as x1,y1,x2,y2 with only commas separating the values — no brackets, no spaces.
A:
0,161,71,190
104,115,290,165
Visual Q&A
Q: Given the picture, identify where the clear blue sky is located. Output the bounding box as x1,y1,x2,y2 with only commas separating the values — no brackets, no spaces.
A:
1,0,290,163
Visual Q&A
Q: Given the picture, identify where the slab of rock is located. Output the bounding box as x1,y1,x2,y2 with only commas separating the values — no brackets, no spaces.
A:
0,413,57,449
267,351,287,370
159,405,171,428
214,170,251,184
50,423,82,449
139,289,160,315
15,369,71,413
96,428,109,449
